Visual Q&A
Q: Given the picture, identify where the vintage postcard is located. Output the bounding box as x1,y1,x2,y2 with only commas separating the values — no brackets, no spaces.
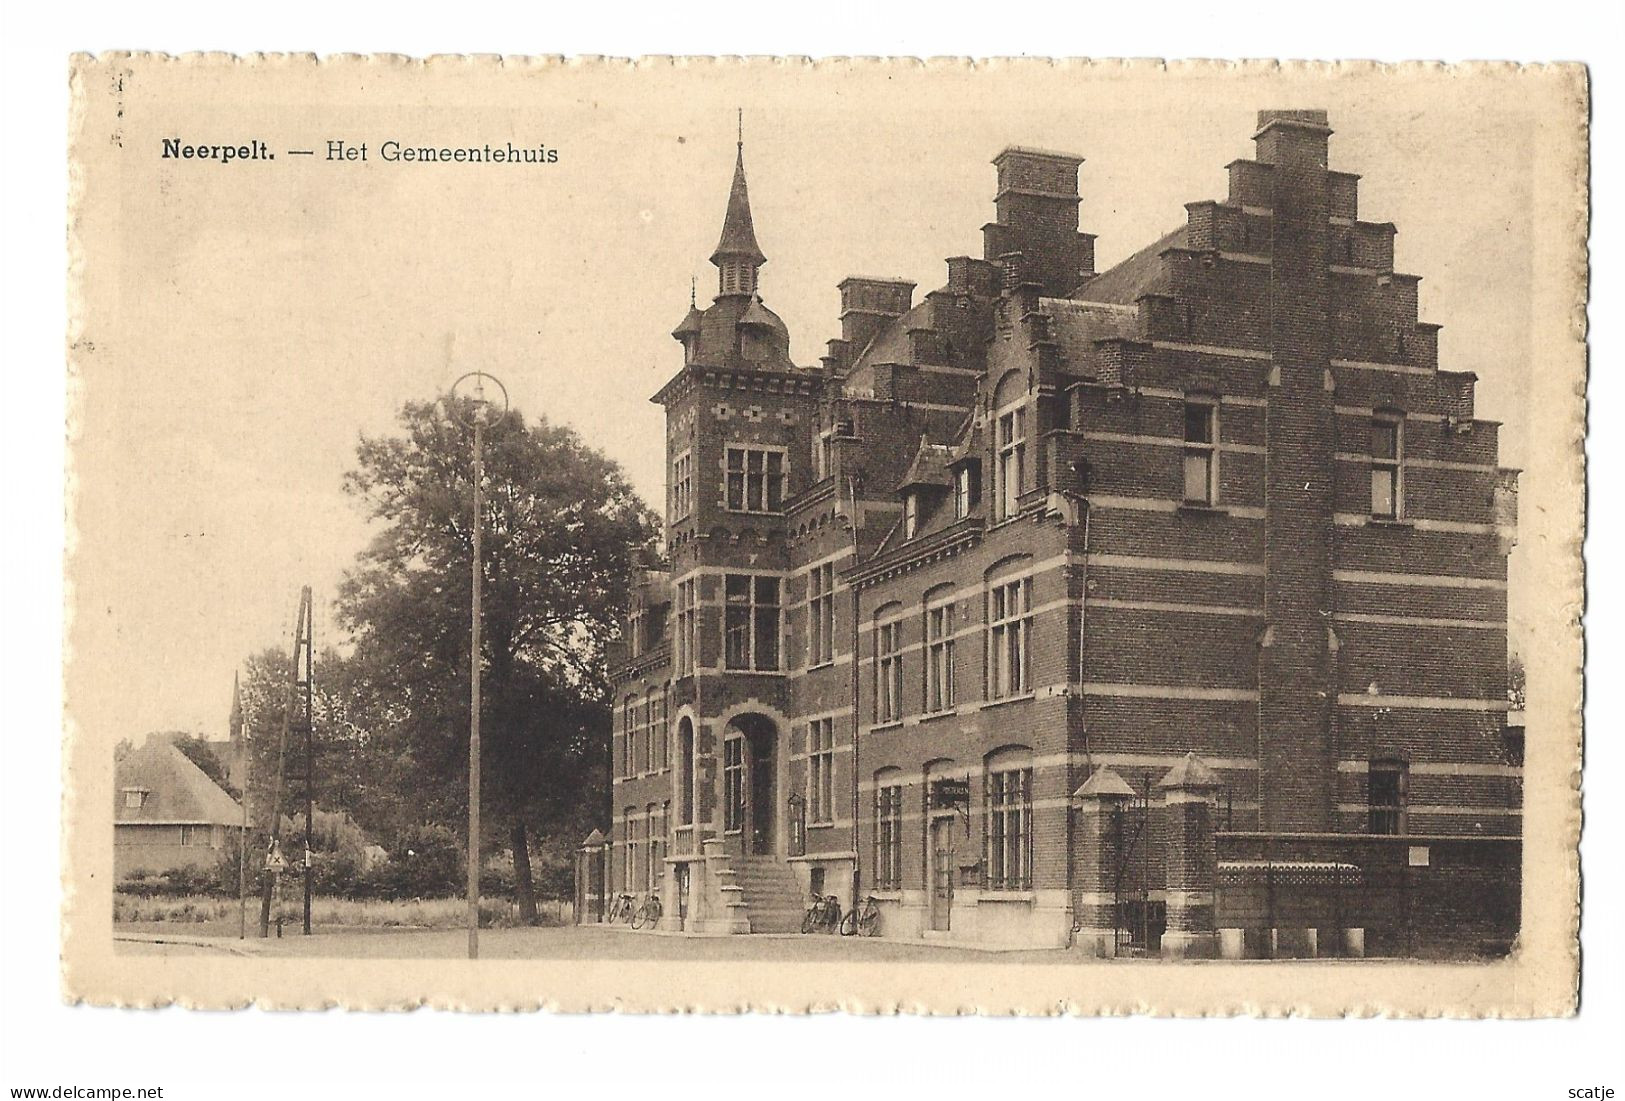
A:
63,56,1587,1014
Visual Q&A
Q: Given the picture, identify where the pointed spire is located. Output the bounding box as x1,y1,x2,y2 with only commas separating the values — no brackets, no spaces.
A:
228,671,243,736
711,113,766,268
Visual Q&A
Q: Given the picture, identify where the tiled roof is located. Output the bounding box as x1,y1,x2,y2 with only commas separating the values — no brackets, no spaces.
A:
897,440,955,491
115,740,242,826
1071,225,1185,304
712,146,765,264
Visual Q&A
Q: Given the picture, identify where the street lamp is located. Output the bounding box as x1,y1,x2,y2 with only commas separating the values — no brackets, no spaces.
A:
450,370,508,961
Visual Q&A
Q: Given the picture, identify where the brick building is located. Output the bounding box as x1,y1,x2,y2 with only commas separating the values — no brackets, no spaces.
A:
594,110,1522,957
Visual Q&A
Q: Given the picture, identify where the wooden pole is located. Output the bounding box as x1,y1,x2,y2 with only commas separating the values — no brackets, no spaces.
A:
468,416,484,960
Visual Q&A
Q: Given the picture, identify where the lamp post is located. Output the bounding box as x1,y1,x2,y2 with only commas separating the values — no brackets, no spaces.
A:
450,370,508,961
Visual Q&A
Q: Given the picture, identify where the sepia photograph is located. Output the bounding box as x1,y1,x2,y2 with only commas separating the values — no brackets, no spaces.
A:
55,56,1586,1022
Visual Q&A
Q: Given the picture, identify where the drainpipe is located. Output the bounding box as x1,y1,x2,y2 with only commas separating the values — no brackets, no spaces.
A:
847,473,863,908
1063,489,1091,948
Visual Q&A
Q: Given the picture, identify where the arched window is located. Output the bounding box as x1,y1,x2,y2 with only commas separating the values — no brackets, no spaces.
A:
621,697,637,779
984,746,1033,891
873,767,905,890
675,718,695,825
992,371,1028,521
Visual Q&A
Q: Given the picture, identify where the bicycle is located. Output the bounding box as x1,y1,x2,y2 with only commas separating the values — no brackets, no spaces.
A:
605,892,635,924
801,893,842,934
840,895,881,937
631,894,663,930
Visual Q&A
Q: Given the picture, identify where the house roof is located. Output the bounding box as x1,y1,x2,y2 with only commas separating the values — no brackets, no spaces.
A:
711,145,766,265
1071,225,1186,304
115,740,242,826
897,439,955,491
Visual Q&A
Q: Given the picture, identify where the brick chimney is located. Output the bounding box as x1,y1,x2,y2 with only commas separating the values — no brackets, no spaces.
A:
981,147,1095,298
838,276,915,355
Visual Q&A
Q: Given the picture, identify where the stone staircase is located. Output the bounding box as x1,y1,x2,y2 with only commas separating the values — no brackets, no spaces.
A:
731,858,804,933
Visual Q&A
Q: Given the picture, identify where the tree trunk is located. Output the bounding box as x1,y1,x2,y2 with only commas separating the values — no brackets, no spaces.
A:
512,820,539,925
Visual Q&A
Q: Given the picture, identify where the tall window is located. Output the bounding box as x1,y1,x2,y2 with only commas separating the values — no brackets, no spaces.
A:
675,578,698,675
807,718,835,824
623,809,638,891
621,698,635,778
1184,400,1218,505
954,462,980,519
644,803,659,891
653,689,668,771
724,575,781,671
875,779,903,890
986,765,1032,891
903,492,920,539
926,598,956,713
1369,760,1407,835
725,446,786,513
875,617,902,723
988,577,1033,699
671,450,693,520
996,408,1026,519
676,720,694,825
723,736,745,832
638,693,654,774
1371,416,1403,519
807,563,835,667
815,430,834,481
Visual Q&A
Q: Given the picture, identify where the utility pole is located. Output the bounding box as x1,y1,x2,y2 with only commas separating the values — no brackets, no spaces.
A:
451,371,508,961
231,672,247,940
300,595,315,936
260,587,312,937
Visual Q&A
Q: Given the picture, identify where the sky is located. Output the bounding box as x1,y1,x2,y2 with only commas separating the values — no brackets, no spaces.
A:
68,62,1548,743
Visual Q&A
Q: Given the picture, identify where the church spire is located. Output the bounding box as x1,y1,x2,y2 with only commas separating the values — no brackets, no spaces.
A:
711,111,765,295
229,671,243,738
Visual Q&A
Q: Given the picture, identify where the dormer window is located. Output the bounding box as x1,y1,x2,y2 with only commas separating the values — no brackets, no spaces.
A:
903,492,920,540
954,462,981,519
122,788,148,809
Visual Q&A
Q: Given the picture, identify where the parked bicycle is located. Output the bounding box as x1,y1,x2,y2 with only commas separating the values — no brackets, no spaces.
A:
801,893,843,934
631,894,663,930
605,892,635,924
839,895,881,938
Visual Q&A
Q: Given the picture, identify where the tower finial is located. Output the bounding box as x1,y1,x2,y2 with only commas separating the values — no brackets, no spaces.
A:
690,275,697,307
737,107,743,150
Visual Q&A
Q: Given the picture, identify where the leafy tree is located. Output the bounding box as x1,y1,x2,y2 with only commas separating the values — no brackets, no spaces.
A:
337,395,656,921
170,733,238,798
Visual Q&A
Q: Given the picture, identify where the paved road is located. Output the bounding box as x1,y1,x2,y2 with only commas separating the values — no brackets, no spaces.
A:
115,924,1081,963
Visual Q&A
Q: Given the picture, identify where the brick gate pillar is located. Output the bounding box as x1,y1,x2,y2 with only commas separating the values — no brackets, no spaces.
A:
1071,766,1137,957
1159,753,1221,960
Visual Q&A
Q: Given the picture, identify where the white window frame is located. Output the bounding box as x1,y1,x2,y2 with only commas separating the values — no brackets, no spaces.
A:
875,617,903,724
954,463,979,519
807,563,835,668
985,765,1033,891
1183,399,1219,506
925,596,956,714
724,574,782,672
675,578,698,675
815,429,834,482
903,491,920,540
1371,415,1404,520
988,577,1033,700
996,407,1026,520
725,444,788,514
671,450,693,521
875,781,904,890
807,718,835,825
723,736,746,833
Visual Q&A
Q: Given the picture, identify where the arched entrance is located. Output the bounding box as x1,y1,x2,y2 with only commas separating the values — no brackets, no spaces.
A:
725,714,780,857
